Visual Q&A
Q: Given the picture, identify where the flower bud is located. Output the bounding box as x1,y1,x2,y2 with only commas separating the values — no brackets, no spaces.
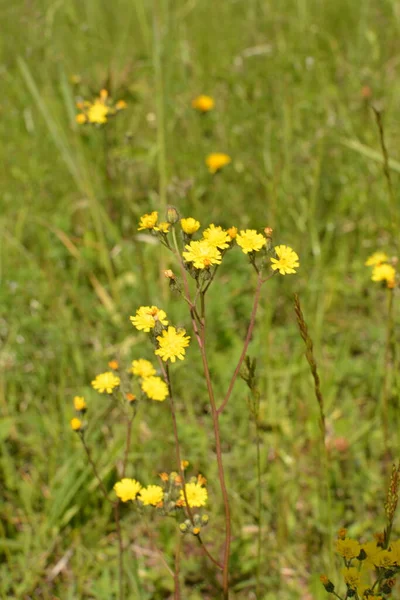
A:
166,206,180,224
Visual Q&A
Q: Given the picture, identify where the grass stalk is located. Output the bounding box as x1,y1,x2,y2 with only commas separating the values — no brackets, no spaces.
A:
381,287,394,462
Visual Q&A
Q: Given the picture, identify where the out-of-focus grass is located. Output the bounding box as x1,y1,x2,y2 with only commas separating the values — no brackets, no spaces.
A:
1,0,400,597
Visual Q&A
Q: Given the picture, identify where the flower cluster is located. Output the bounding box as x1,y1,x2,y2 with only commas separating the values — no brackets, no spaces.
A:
130,357,169,402
75,89,127,125
70,395,87,432
365,251,397,288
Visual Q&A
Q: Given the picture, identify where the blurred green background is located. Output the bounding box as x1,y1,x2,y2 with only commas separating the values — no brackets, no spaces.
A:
1,0,400,598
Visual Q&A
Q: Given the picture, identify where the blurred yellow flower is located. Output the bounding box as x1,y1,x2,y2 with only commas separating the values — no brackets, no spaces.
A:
181,218,200,235
192,95,215,112
70,417,82,431
271,245,299,274
115,100,127,110
180,482,208,507
75,113,87,124
182,240,222,269
203,224,231,249
362,541,382,569
139,485,164,506
155,326,191,363
365,251,389,266
88,101,110,124
236,229,266,254
335,538,360,560
130,306,168,332
227,226,237,239
138,211,158,231
342,567,361,589
141,376,168,401
108,360,119,370
154,221,170,233
131,359,156,378
371,263,395,285
114,478,142,502
73,396,87,411
206,153,231,173
91,371,120,394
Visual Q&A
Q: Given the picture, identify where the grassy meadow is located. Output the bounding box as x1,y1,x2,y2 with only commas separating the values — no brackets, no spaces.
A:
2,0,400,598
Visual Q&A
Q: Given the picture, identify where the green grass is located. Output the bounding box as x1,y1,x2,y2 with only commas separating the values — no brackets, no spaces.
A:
1,0,400,597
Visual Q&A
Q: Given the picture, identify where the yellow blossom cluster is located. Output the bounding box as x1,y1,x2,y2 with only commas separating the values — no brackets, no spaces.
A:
365,251,397,288
75,89,127,125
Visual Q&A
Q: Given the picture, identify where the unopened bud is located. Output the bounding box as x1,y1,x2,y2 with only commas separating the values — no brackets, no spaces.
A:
320,575,334,593
164,269,176,279
166,206,180,224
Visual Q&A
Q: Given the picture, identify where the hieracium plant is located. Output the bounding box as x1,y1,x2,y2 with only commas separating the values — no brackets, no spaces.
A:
70,209,299,599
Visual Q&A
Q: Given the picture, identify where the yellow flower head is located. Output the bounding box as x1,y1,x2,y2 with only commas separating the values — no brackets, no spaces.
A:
336,538,361,560
371,263,396,285
182,240,222,269
155,326,191,363
114,478,142,502
271,245,300,274
154,221,170,233
73,396,87,411
139,485,164,506
365,251,389,266
88,101,110,124
76,113,87,125
130,306,168,332
376,549,396,569
192,95,215,112
141,376,168,401
206,153,231,174
362,541,383,569
138,211,158,231
91,371,121,394
181,218,201,235
179,482,208,507
342,567,361,589
236,229,266,254
116,100,127,110
131,359,156,378
227,226,238,239
203,224,231,249
70,417,82,431
108,360,119,370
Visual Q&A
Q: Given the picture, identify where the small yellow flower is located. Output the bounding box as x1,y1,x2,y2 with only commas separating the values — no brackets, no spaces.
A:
375,549,396,568
182,240,222,269
192,95,215,112
141,376,169,401
203,224,231,249
362,541,383,569
108,360,119,370
139,485,164,506
114,478,142,502
181,218,201,235
154,221,170,233
138,211,158,231
227,226,237,239
131,359,156,378
70,417,82,431
116,100,127,110
91,371,121,394
76,113,87,124
192,527,201,535
206,153,231,174
337,528,347,540
155,326,191,363
181,460,189,470
130,306,168,332
371,263,396,285
336,538,361,560
365,251,389,266
73,396,87,411
179,482,208,507
87,101,110,124
270,245,300,274
342,567,361,589
236,229,266,254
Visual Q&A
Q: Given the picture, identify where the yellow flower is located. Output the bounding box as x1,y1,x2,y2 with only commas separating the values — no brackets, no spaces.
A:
206,153,231,174
203,224,231,249
236,229,266,254
138,211,158,231
108,360,119,370
73,396,87,411
87,101,110,124
389,540,400,565
179,482,208,507
362,541,383,569
76,113,87,124
181,218,200,235
116,100,127,110
155,326,191,363
375,549,396,568
70,417,82,431
130,306,168,332
227,226,237,239
139,485,164,506
365,251,389,266
192,95,215,112
342,567,361,589
271,245,300,274
114,478,142,502
141,376,169,401
154,221,170,233
336,538,361,560
131,359,156,378
91,371,120,394
371,263,396,285
182,240,222,269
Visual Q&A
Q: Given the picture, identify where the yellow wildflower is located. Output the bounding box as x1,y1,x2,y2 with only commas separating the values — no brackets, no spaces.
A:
116,100,127,110
91,371,120,394
342,567,361,589
155,326,191,363
70,417,82,431
130,306,168,332
389,540,400,565
139,485,164,506
141,376,168,401
192,95,215,112
376,549,396,568
192,527,201,535
182,239,222,269
154,221,170,233
180,218,200,235
362,541,383,569
371,263,396,285
203,224,231,249
337,528,347,540
131,359,156,378
114,478,142,502
138,211,158,231
271,245,300,274
365,251,389,266
336,538,361,560
87,101,110,124
76,113,87,124
108,360,119,370
236,229,266,254
179,482,208,507
206,153,231,174
73,396,87,411
126,393,136,403
227,226,237,239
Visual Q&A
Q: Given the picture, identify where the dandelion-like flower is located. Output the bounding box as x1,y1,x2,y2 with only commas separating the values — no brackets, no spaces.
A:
342,567,361,590
131,359,156,378
206,153,231,174
91,371,120,394
182,240,222,269
181,218,201,235
270,245,299,274
371,263,396,285
365,251,389,266
155,327,191,363
114,478,142,502
139,485,164,506
236,229,266,254
154,221,170,233
73,396,87,411
138,211,158,231
203,224,231,249
130,306,168,332
75,89,125,125
180,482,208,507
192,95,215,112
108,360,119,370
87,101,110,124
70,417,82,431
336,538,361,560
141,376,169,401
